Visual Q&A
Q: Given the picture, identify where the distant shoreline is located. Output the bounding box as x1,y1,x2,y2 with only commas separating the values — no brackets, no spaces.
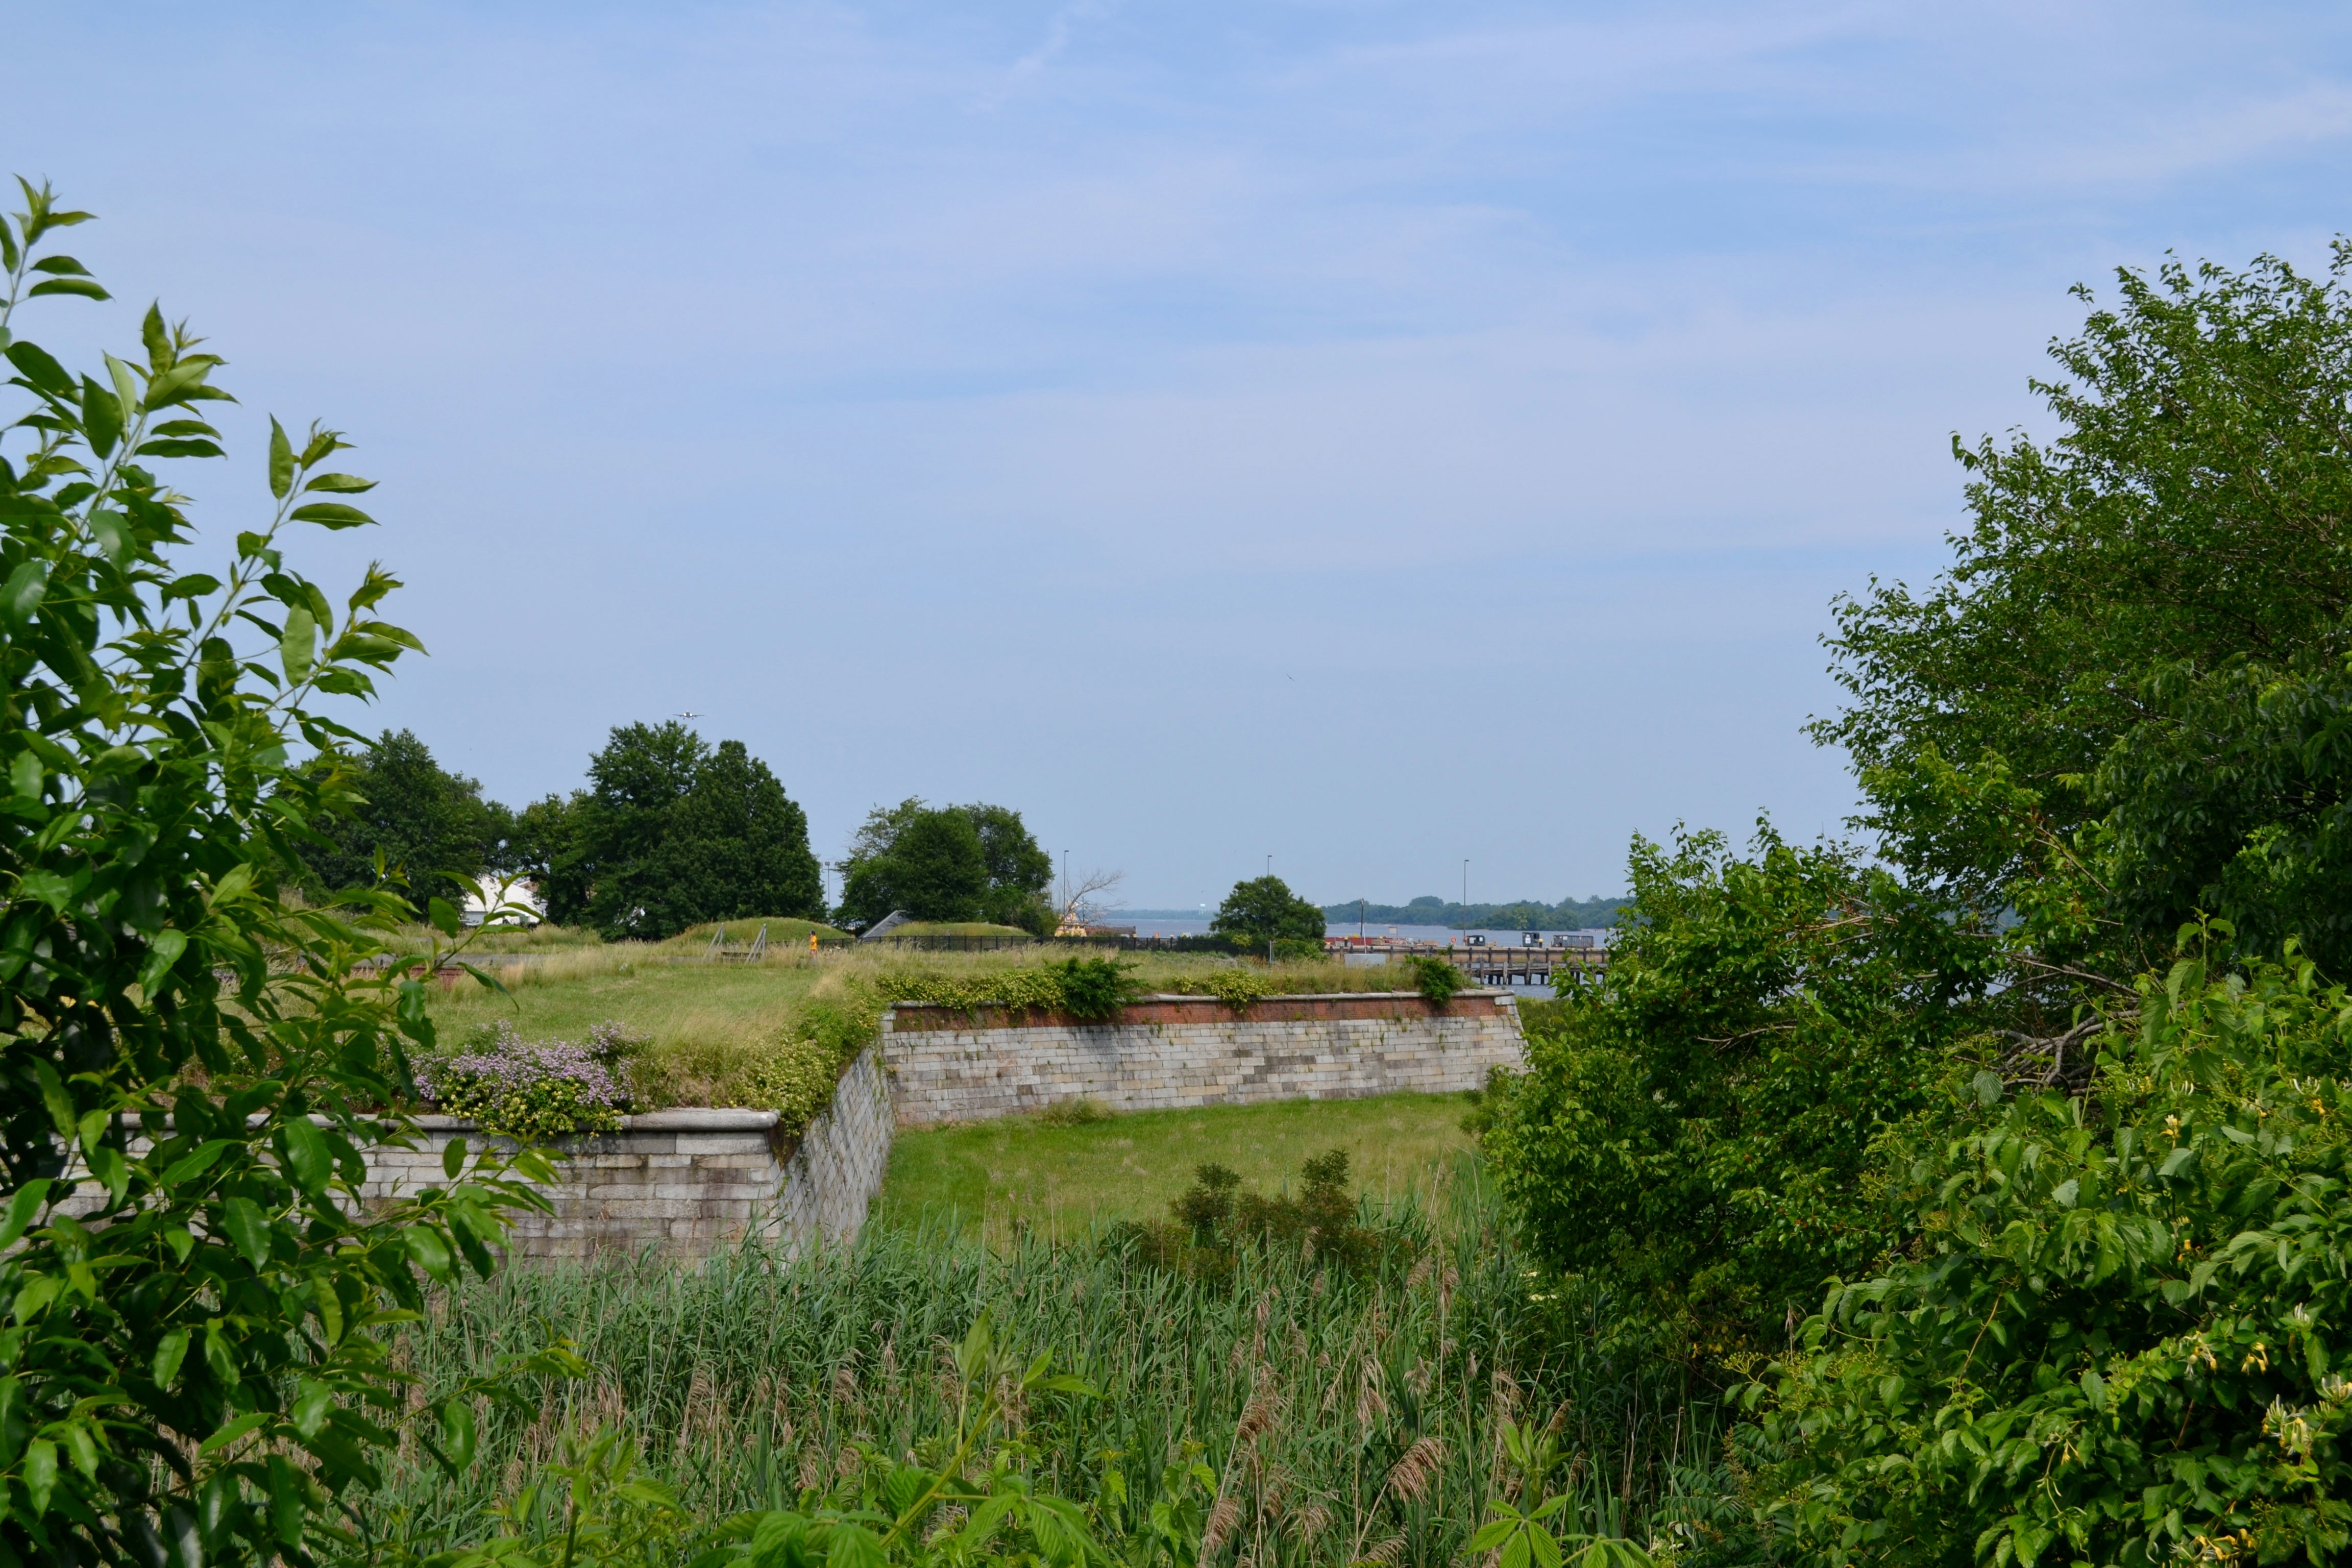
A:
1113,898,1630,929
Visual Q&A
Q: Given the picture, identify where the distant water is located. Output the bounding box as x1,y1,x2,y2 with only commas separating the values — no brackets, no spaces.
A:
1101,913,1601,997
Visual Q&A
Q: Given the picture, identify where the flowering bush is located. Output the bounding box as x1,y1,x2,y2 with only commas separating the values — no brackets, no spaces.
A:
422,1021,628,1143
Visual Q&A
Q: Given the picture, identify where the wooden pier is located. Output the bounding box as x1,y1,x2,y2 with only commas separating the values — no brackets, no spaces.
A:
1321,935,1609,988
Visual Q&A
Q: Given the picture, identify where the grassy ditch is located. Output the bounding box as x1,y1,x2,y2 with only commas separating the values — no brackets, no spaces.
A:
356,1165,1733,1566
873,1093,1483,1240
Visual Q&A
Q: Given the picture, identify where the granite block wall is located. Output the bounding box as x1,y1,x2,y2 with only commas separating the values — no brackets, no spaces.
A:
358,1044,893,1261
881,990,1525,1126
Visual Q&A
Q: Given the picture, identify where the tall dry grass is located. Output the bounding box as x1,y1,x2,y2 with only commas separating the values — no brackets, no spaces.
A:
354,1170,1741,1566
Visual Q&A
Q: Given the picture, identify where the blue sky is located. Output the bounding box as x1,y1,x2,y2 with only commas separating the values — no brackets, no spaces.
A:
13,3,2352,906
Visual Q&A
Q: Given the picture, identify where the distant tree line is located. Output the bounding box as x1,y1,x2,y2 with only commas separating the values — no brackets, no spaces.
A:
299,724,1056,942
1320,894,1628,929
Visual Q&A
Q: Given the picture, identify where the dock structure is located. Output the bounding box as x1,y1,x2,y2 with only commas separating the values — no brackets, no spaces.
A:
1320,935,1610,989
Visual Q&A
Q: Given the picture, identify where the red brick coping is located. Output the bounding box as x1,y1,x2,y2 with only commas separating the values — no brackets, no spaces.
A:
882,989,1515,1033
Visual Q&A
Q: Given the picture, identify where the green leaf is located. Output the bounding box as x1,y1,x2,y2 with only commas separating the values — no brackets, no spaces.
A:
0,1179,51,1250
29,255,91,276
19,868,72,911
153,1329,190,1390
300,472,376,494
220,1195,274,1268
292,1379,334,1440
33,1060,74,1139
288,502,375,529
439,1398,476,1468
155,1128,228,1189
160,573,220,602
826,1523,888,1568
137,927,189,992
142,303,170,369
27,277,109,301
197,1410,273,1456
1,559,46,621
105,353,141,419
426,896,461,937
23,1436,56,1516
80,375,123,458
279,605,317,684
4,341,72,398
141,359,214,411
283,1115,331,1193
268,417,294,500
442,1136,467,1180
405,1225,454,1280
208,862,254,908
87,509,131,562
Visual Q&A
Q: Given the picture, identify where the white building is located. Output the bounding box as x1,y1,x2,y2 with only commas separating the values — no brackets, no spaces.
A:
460,872,547,928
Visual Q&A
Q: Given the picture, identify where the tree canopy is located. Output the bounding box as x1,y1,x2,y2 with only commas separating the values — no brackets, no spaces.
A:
1209,875,1325,946
552,721,823,939
834,799,1052,931
1817,247,2352,975
297,727,491,904
1486,243,2352,1562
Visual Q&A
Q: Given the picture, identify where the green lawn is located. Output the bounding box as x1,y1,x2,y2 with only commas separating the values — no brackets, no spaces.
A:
871,1092,1482,1238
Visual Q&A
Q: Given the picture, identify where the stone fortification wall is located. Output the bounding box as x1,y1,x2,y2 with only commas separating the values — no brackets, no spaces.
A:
882,990,1524,1126
360,1045,893,1261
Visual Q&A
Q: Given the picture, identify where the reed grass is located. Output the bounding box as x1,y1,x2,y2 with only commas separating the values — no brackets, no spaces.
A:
357,1166,1737,1565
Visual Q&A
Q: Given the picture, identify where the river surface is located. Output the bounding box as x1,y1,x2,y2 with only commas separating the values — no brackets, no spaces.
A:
1105,914,1611,946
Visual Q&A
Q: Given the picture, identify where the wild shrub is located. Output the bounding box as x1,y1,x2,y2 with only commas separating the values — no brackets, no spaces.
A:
1051,955,1140,1020
420,1021,628,1143
1752,933,2352,1566
1036,1096,1111,1127
1407,954,1465,1006
1112,1150,1388,1284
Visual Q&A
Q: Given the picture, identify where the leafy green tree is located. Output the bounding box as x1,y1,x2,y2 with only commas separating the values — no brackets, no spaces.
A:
566,721,700,938
0,181,558,1565
299,727,491,904
1756,936,2352,1566
558,723,821,939
1485,825,1994,1357
1816,248,2352,974
965,800,1053,931
486,790,578,883
834,799,1049,929
669,738,823,920
1208,875,1324,949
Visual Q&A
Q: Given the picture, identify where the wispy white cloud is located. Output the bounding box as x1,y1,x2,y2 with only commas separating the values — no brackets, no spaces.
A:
6,0,2348,898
